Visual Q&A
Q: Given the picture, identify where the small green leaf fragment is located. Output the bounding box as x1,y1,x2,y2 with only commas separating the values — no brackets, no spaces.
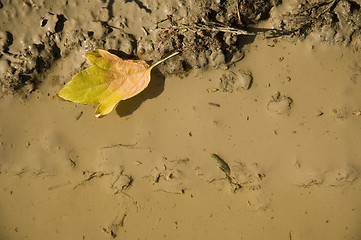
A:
211,153,231,176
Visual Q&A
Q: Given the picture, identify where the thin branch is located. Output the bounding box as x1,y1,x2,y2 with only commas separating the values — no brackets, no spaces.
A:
150,51,180,68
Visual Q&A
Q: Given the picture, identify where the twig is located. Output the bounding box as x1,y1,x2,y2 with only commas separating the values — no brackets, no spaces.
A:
317,0,339,17
173,22,254,36
73,171,111,189
151,51,180,68
236,0,242,25
101,142,138,149
155,189,185,194
209,102,221,107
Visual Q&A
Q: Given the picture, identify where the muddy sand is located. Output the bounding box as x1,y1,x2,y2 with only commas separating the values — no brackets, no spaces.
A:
1,0,361,239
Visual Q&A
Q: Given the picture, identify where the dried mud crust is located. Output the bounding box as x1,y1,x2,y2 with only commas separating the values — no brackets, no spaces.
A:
275,0,361,48
2,0,360,97
0,0,276,97
144,0,277,74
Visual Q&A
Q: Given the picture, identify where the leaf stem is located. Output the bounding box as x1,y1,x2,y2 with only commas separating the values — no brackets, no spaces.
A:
150,51,180,69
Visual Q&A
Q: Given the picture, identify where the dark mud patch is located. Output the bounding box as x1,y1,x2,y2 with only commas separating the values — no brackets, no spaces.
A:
142,0,277,74
273,0,361,49
1,0,360,98
0,0,277,97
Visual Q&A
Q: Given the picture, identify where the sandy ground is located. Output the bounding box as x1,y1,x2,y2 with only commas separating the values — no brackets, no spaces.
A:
1,1,361,240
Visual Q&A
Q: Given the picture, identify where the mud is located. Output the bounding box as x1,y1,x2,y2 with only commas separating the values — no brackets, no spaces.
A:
219,69,253,92
267,91,293,115
269,0,361,47
1,0,277,96
1,0,361,97
1,0,361,240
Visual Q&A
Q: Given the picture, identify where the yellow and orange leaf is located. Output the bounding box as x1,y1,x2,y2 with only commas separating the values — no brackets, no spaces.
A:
57,50,179,118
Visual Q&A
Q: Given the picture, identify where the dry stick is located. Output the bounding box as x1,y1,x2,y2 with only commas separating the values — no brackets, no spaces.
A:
236,0,242,25
150,51,180,69
317,0,339,17
173,22,254,36
193,22,254,35
101,142,138,149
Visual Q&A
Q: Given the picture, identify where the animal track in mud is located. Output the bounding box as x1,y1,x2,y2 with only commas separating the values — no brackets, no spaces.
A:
147,157,190,194
294,163,359,188
267,91,293,115
196,159,266,193
73,169,133,194
219,70,253,92
103,211,127,239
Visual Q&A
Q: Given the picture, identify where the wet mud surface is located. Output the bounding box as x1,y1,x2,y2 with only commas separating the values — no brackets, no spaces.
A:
1,0,361,239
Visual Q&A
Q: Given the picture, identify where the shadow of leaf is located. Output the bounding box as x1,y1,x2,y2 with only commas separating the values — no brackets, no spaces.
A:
125,0,151,13
106,0,115,20
116,68,165,117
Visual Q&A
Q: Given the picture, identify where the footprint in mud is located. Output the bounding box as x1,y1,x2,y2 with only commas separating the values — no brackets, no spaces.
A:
332,106,349,119
0,131,77,176
294,163,359,188
197,155,266,193
196,156,270,211
219,70,253,93
103,211,127,238
111,170,133,193
267,91,293,115
324,166,359,187
73,169,133,194
146,157,190,194
230,162,265,191
246,192,271,212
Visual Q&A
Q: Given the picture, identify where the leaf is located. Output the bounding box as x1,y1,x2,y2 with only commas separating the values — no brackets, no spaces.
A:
57,50,179,118
211,153,231,177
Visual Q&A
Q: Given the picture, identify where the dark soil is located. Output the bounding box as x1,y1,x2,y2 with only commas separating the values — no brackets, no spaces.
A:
0,0,277,97
1,0,360,97
140,0,276,74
